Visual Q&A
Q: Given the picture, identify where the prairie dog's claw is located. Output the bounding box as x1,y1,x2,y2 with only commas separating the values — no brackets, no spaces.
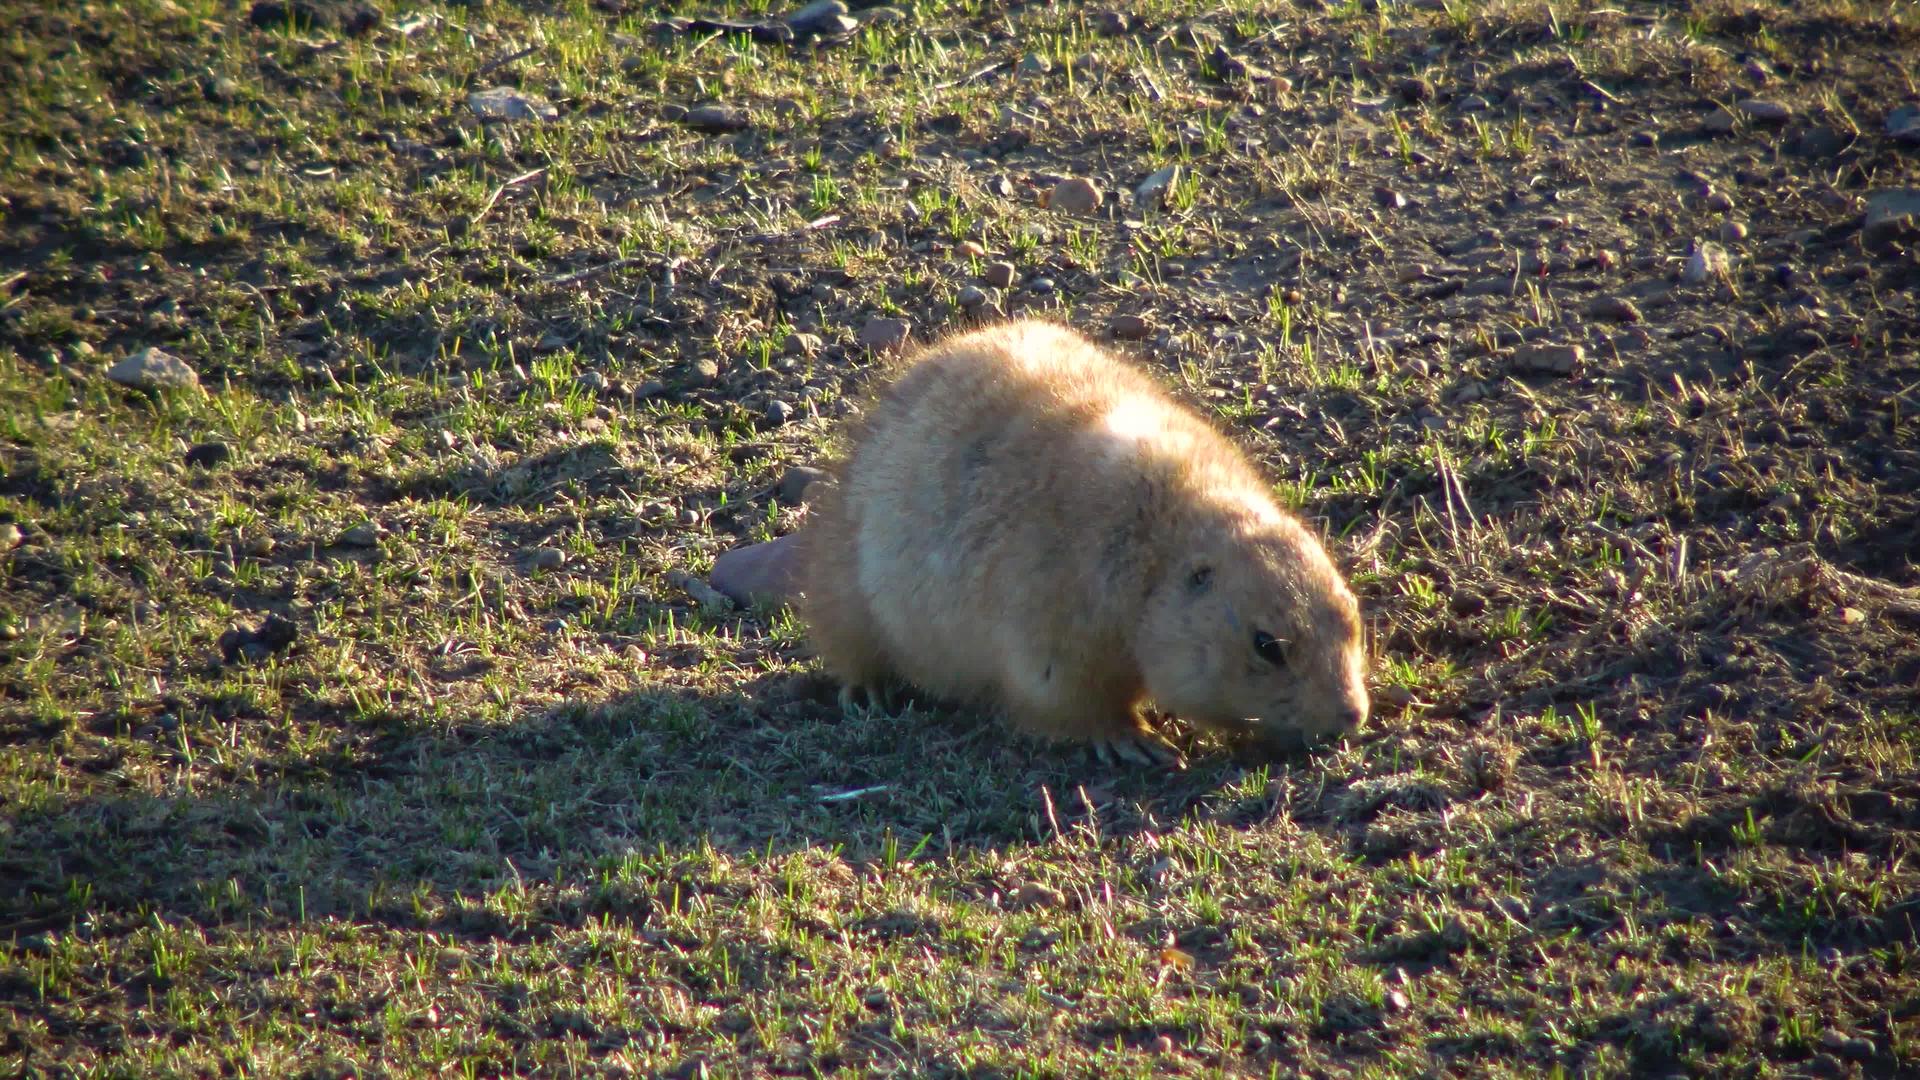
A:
1093,732,1187,771
838,682,899,716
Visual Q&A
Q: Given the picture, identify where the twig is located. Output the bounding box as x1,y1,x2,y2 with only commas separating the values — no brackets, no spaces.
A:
543,255,654,288
471,167,546,228
474,43,537,80
933,60,1006,91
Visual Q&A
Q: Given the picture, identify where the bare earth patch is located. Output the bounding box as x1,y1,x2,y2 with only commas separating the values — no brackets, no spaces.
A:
2,0,1918,1075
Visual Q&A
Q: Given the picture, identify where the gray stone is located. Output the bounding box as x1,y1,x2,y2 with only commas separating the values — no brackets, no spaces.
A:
956,285,989,309
1585,296,1642,323
785,0,849,33
467,86,557,122
340,522,382,547
1889,104,1920,143
765,399,794,426
680,104,748,132
1734,98,1791,124
784,332,823,357
1864,188,1920,250
858,317,912,353
1513,343,1583,375
708,535,802,607
983,261,1017,288
1110,314,1152,340
108,347,200,392
531,546,566,570
1135,164,1180,210
777,465,830,504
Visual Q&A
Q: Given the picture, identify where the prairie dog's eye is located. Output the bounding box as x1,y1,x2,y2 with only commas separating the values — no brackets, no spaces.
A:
1253,631,1286,666
1188,566,1213,592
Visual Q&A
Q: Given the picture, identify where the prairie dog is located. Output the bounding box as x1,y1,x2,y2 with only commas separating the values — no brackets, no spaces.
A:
792,320,1368,763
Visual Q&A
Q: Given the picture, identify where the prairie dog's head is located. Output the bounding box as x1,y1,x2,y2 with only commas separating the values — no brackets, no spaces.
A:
1134,511,1369,752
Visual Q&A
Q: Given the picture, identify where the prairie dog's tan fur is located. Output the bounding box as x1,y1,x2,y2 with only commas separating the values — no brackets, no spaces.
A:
793,320,1368,759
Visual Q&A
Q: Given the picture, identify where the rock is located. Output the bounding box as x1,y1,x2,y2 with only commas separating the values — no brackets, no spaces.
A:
1394,77,1433,104
1719,219,1749,243
1703,189,1735,213
576,371,609,394
1702,108,1737,134
0,523,22,550
1374,187,1407,210
1018,53,1052,77
858,317,912,353
184,441,232,468
1863,188,1920,251
1735,98,1791,125
983,261,1017,288
1206,44,1271,82
1455,93,1491,112
1014,882,1066,910
204,75,240,104
218,613,299,665
1513,342,1583,375
777,465,830,504
108,347,199,392
1111,313,1153,340
785,332,824,357
707,536,801,607
1094,11,1130,35
248,0,377,34
1683,239,1729,283
1134,164,1181,209
1046,177,1103,215
531,546,567,571
1889,104,1920,143
1793,125,1850,157
1585,296,1642,322
956,285,990,310
765,399,795,426
679,104,748,132
785,0,851,34
1029,277,1055,294
340,521,382,547
467,86,557,123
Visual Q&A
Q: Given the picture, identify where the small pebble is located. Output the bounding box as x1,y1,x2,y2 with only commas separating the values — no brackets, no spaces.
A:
185,442,232,469
1585,296,1642,322
983,261,1017,288
765,399,795,426
576,371,608,394
1029,277,1056,293
1015,883,1066,910
1046,177,1103,215
1110,314,1153,340
777,466,830,504
785,332,824,357
532,546,567,571
1719,220,1749,243
1374,186,1407,210
1704,190,1735,213
858,317,913,353
340,522,381,547
957,285,990,309
0,523,23,550
1735,98,1792,125
1513,342,1584,375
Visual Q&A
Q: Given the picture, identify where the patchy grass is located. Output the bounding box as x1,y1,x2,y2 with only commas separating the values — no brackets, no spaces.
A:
4,0,1920,1075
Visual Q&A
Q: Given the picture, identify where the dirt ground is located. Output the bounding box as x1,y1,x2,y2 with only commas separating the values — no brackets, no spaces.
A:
3,0,1919,1075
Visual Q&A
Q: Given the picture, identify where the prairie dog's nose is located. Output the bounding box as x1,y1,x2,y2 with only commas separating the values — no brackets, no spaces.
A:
1337,691,1370,733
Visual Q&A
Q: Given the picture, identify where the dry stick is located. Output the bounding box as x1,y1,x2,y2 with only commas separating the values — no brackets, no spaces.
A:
473,43,537,80
471,167,547,228
932,60,1006,91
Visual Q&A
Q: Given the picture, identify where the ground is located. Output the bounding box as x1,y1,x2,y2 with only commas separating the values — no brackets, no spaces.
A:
3,0,1920,1075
